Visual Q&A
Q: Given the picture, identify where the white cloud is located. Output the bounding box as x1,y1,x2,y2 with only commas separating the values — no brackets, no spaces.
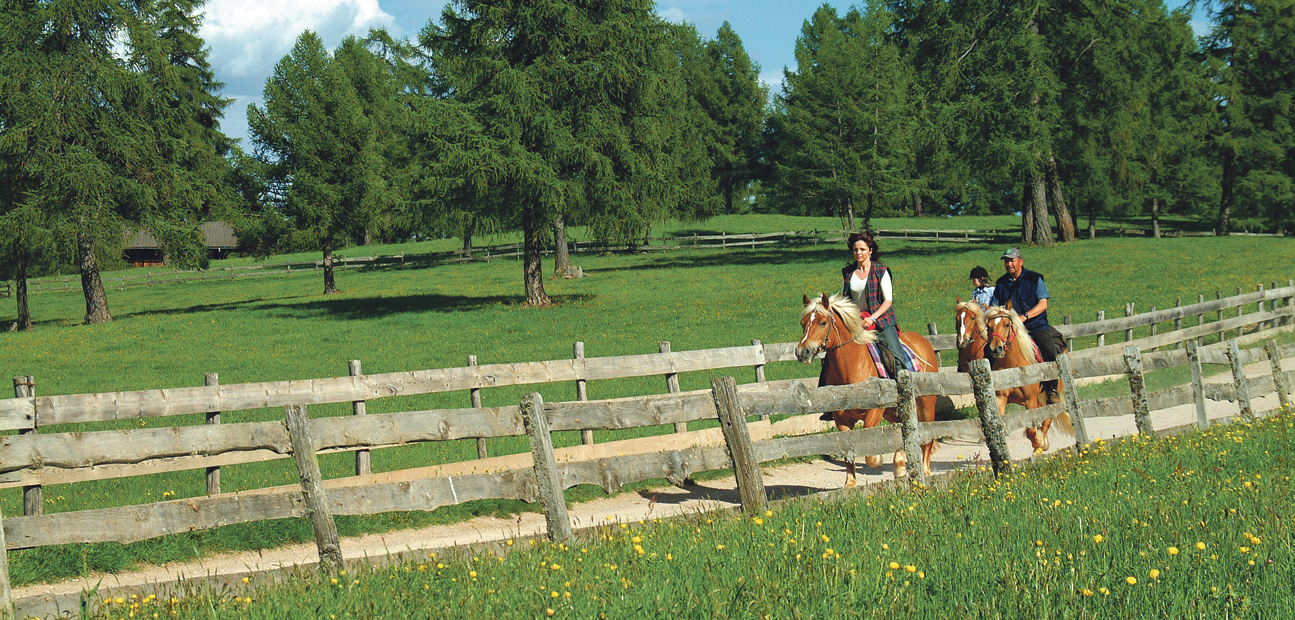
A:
658,6,688,24
201,0,395,97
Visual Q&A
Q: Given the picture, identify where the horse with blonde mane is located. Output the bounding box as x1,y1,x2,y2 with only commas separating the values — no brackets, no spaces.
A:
982,303,1073,451
796,294,939,486
953,298,988,373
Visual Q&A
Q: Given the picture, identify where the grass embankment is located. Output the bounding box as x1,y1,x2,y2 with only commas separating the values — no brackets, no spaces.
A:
1,214,1292,585
91,408,1295,619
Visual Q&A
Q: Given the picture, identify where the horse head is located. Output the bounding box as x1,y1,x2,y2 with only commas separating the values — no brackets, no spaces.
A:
984,304,1029,360
954,297,987,350
796,294,835,363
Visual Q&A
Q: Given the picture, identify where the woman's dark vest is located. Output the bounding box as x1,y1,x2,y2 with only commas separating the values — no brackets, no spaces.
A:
840,262,898,330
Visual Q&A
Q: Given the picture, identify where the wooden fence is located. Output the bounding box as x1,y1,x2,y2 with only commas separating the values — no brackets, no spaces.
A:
0,284,1293,611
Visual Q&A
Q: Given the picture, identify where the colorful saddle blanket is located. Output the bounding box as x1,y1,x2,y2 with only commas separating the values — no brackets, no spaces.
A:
866,342,918,379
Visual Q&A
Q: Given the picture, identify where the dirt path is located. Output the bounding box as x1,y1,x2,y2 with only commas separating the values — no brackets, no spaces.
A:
13,354,1289,618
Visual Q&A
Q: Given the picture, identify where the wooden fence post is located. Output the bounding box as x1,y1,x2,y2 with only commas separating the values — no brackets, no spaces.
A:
0,501,9,617
1197,294,1206,347
710,376,767,513
284,404,344,571
1257,284,1266,331
1055,354,1088,447
1123,346,1155,436
660,341,686,433
348,362,370,476
1173,298,1183,348
1227,340,1255,421
1125,303,1135,342
205,373,222,494
1236,287,1245,339
468,355,488,459
1263,339,1289,411
1063,315,1074,352
968,359,1012,476
520,392,573,542
1095,311,1106,348
895,370,926,486
927,322,942,368
751,339,771,422
1186,341,1210,428
1216,291,1223,343
1149,305,1158,344
574,342,593,445
12,376,40,516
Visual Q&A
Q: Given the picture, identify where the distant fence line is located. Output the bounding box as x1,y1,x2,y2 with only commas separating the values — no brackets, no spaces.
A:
2,285,1293,614
3,228,1021,296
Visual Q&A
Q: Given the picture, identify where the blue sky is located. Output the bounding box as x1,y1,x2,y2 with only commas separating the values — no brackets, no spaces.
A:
203,0,1211,149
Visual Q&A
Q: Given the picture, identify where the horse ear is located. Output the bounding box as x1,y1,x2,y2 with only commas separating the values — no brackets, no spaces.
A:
956,296,963,304
803,294,811,306
1005,300,1014,312
820,293,831,307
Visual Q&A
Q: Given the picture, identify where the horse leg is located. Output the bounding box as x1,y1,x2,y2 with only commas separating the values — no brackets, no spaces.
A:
836,416,859,488
922,440,935,477
893,449,908,479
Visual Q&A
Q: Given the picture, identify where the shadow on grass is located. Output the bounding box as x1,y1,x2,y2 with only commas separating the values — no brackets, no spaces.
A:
588,242,1003,276
118,292,598,322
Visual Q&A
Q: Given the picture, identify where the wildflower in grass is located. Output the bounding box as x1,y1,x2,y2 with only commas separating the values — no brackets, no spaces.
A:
551,591,560,599
1126,577,1137,585
753,518,763,525
716,544,725,551
1168,547,1179,556
905,565,916,573
1197,542,1206,551
546,609,555,617
1150,569,1160,579
821,535,830,543
241,577,249,584
1081,588,1093,597
765,510,773,517
889,562,900,570
1099,587,1110,596
470,571,477,578
1093,535,1104,544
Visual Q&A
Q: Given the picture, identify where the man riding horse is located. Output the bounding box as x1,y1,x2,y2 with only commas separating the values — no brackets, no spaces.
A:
990,248,1064,404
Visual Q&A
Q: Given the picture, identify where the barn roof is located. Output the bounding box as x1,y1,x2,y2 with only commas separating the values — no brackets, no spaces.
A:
124,222,239,250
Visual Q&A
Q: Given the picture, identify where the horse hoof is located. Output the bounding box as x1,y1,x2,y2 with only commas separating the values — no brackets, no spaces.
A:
894,465,908,479
844,478,857,489
864,455,883,468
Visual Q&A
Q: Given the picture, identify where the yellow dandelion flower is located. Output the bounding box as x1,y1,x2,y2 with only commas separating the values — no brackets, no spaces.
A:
1093,535,1104,544
546,609,555,617
470,571,478,578
1196,542,1206,551
716,544,725,551
551,591,560,599
888,562,900,570
1150,569,1160,579
905,565,916,573
1126,577,1137,585
1168,547,1179,556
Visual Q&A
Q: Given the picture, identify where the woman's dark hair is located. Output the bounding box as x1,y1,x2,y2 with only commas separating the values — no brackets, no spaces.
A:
970,266,990,280
847,231,879,257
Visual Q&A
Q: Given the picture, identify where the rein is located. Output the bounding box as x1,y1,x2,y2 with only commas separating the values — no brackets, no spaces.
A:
987,314,1016,346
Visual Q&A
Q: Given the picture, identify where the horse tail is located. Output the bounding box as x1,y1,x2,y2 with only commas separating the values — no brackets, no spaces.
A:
1053,410,1074,436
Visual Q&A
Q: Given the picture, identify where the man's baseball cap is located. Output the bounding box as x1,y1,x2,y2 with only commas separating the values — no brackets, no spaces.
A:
1001,248,1022,260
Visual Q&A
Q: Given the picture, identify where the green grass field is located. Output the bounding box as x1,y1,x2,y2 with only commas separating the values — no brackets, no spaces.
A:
86,407,1295,620
1,214,1292,586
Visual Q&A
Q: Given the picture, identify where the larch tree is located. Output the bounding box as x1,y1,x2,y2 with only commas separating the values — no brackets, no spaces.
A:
248,31,384,294
422,0,708,306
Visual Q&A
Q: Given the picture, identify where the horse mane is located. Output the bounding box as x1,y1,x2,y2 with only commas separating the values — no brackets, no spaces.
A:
986,305,1037,358
803,294,878,345
954,300,988,341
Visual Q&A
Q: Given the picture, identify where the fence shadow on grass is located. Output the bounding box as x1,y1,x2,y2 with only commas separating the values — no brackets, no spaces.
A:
588,242,1002,276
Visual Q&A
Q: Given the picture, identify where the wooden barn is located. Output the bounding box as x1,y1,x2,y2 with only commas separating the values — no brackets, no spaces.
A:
123,222,239,267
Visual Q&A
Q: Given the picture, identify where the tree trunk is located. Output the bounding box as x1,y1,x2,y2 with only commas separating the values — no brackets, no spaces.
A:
912,193,923,218
322,238,338,295
845,198,856,232
552,211,570,277
723,182,735,215
1046,154,1075,242
1151,197,1161,239
461,216,475,261
1021,181,1035,243
1029,168,1054,247
1217,147,1234,236
15,250,31,331
1087,201,1097,239
523,207,551,307
78,227,111,324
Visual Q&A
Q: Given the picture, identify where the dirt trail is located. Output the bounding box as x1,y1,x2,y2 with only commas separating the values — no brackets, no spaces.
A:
12,354,1289,618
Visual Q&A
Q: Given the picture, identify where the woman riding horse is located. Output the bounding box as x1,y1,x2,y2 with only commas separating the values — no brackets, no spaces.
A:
797,294,939,486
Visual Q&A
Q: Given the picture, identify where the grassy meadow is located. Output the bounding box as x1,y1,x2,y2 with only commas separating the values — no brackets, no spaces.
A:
1,214,1293,586
89,407,1295,619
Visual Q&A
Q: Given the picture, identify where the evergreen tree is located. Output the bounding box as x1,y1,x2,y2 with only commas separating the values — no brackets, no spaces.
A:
1205,0,1295,235
422,0,710,306
767,3,917,231
698,22,767,215
248,31,384,294
0,0,228,324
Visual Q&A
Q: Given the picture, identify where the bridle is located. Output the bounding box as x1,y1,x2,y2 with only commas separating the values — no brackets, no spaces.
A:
986,312,1017,348
955,307,987,348
806,306,852,353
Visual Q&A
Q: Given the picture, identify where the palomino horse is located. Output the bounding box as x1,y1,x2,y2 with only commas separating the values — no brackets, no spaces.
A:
796,294,939,486
953,298,987,373
982,304,1072,451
